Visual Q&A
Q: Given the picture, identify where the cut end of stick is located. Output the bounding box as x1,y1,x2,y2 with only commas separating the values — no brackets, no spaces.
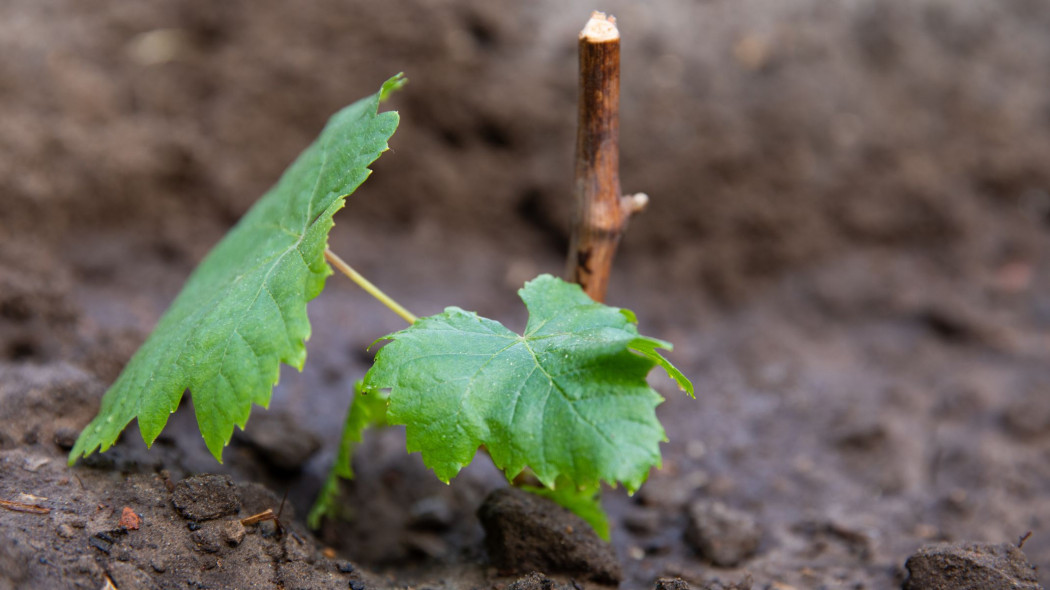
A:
581,11,619,42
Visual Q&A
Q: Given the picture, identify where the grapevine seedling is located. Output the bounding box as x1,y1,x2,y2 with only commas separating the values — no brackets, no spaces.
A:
70,15,693,539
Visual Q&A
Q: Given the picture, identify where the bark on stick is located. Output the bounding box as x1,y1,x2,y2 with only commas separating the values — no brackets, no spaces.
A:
567,12,645,302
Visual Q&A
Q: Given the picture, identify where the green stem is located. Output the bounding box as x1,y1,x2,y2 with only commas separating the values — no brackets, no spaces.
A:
324,249,418,325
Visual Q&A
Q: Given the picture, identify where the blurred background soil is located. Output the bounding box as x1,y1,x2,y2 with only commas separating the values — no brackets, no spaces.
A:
2,1,1049,588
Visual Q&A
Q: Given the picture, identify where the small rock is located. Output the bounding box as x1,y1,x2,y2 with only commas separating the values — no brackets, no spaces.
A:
150,555,168,573
685,500,761,567
336,560,355,574
221,520,246,546
119,507,141,530
172,474,240,521
478,487,621,584
56,523,75,539
190,525,224,554
902,542,1043,590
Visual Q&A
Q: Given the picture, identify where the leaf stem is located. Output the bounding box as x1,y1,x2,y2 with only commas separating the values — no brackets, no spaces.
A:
324,248,418,324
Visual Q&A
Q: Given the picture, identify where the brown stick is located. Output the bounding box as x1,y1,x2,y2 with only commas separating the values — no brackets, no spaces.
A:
0,497,50,515
240,508,275,526
566,12,647,302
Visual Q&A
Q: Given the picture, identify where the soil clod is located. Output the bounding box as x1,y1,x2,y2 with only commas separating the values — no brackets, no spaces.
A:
684,500,761,567
654,577,691,590
1001,381,1050,440
478,487,622,584
171,474,241,521
506,571,570,590
902,542,1044,590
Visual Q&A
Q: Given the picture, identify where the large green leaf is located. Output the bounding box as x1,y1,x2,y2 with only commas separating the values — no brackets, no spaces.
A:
364,274,693,493
70,75,405,464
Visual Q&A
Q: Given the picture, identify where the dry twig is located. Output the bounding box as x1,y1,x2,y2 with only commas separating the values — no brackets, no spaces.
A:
0,497,50,515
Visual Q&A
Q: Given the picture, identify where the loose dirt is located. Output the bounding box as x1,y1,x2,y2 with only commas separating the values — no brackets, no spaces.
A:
2,1,1049,589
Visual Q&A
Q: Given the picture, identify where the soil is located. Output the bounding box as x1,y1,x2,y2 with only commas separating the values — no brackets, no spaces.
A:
2,1,1050,589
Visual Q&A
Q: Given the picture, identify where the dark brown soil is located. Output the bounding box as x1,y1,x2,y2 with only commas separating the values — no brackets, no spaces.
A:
2,1,1050,589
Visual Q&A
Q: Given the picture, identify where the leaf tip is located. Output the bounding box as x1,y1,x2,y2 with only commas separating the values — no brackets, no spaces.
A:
619,308,638,324
379,73,407,103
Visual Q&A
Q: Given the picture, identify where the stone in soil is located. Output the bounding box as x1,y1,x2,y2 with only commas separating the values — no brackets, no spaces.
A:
902,542,1044,590
171,474,241,521
684,500,761,567
477,487,622,584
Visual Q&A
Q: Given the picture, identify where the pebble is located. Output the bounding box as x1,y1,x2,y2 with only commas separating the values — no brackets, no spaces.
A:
190,526,223,554
222,520,246,546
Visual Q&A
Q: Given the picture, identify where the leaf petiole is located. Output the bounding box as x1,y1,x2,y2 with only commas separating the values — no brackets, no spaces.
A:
324,248,418,325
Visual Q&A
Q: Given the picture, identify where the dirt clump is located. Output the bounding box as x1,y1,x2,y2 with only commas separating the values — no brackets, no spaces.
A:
903,542,1044,590
478,487,621,584
171,473,241,521
4,0,1050,588
684,500,762,567
505,571,573,590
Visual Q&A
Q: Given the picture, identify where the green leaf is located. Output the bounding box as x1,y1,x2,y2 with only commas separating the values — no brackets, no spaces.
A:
364,274,693,494
523,477,610,540
70,75,404,465
308,381,389,529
